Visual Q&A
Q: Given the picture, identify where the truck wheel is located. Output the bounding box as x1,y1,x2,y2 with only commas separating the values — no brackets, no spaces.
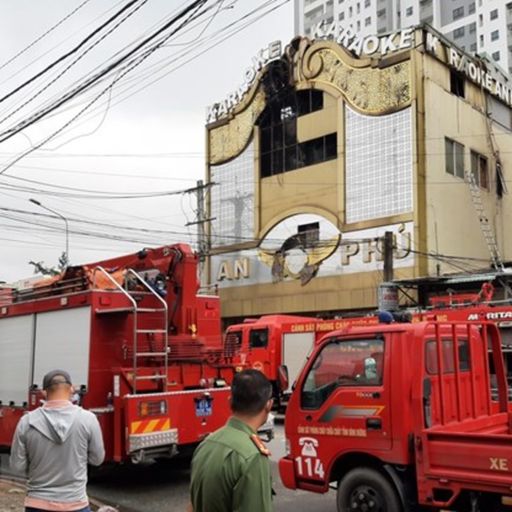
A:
337,468,402,512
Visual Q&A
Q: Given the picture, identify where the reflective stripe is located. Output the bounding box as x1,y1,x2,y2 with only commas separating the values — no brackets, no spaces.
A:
130,418,172,434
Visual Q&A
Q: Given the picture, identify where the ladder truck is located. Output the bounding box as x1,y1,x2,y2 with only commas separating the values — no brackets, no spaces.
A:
0,244,240,463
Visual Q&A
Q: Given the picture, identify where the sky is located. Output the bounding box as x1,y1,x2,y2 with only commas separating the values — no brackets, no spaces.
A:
0,0,294,283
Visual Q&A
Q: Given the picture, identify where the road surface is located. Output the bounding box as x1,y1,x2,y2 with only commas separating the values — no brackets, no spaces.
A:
1,424,337,512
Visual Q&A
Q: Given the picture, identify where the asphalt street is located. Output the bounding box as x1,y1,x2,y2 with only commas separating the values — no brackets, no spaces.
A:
0,425,337,512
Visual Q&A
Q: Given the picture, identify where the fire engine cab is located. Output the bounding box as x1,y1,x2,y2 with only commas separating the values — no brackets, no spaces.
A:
0,244,239,463
280,320,512,511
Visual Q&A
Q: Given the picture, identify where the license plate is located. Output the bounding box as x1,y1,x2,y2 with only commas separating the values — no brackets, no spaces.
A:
195,398,212,417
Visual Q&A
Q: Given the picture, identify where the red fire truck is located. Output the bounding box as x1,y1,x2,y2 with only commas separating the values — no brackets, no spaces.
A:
280,320,512,511
226,315,381,406
0,244,240,463
227,283,512,405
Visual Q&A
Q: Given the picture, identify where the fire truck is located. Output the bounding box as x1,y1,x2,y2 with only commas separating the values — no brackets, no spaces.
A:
0,244,241,463
226,282,512,405
226,315,382,407
279,320,512,511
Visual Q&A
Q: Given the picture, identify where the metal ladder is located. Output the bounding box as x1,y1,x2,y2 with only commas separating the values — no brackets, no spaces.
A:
465,170,504,272
93,267,169,394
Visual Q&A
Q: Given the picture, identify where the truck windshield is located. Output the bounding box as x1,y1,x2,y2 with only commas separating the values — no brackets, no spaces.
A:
250,328,269,348
301,338,384,409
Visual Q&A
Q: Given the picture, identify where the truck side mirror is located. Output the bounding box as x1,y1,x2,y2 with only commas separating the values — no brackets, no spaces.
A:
423,377,432,428
278,365,289,392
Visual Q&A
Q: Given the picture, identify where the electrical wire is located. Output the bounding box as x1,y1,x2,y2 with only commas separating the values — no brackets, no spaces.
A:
0,182,188,199
0,0,146,107
0,0,150,128
0,0,284,159
0,0,213,146
48,0,289,137
0,0,128,88
0,0,94,73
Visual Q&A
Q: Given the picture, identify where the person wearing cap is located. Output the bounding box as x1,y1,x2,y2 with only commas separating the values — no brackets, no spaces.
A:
10,370,105,512
188,369,274,512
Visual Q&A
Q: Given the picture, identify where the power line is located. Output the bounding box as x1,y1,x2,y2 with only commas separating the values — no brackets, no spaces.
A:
0,0,150,128
0,0,145,107
0,1,218,179
0,151,203,158
0,0,94,72
0,206,191,235
0,0,128,88
0,170,191,196
58,0,289,133
0,181,188,199
9,163,199,181
2,0,287,155
0,0,213,148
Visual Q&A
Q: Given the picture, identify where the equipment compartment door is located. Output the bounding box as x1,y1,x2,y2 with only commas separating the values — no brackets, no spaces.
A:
33,307,91,389
0,315,34,406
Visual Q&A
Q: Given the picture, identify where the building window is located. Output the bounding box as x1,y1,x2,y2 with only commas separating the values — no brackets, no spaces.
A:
470,42,477,52
377,8,385,17
259,90,336,179
453,6,464,20
490,9,498,20
349,6,353,16
491,30,499,41
478,13,483,26
480,34,484,45
298,222,320,247
365,16,371,25
365,0,371,7
357,20,361,30
471,150,488,189
357,2,360,14
469,22,476,33
453,27,465,39
492,51,500,61
406,6,413,16
445,138,465,179
339,11,345,20
450,69,465,98
468,2,475,14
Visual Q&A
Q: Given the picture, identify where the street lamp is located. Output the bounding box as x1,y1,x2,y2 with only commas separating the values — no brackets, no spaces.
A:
29,198,69,267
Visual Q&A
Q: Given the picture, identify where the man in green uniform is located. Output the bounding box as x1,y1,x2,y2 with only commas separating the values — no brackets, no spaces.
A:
189,369,274,512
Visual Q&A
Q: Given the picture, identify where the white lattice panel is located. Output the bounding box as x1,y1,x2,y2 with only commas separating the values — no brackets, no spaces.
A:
210,142,255,247
345,106,413,223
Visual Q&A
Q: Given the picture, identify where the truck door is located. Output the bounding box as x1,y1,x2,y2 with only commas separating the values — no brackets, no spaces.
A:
248,327,270,376
296,335,392,481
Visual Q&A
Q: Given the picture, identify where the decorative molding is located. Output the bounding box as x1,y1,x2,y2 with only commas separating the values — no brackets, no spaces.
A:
208,87,266,165
298,44,412,114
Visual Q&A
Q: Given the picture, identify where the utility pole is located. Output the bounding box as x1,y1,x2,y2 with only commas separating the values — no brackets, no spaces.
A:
383,231,394,282
378,231,398,311
185,180,215,268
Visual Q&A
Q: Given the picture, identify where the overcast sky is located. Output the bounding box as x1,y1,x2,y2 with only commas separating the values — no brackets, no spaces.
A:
0,0,293,282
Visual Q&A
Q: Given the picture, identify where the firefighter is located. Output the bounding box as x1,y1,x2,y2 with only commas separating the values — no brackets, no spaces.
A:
189,369,274,512
9,370,105,512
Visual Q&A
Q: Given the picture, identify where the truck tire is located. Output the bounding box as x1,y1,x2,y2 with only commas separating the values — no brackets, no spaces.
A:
337,468,403,512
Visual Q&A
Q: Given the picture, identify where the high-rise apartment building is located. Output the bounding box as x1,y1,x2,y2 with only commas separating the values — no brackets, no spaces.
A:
296,0,512,75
